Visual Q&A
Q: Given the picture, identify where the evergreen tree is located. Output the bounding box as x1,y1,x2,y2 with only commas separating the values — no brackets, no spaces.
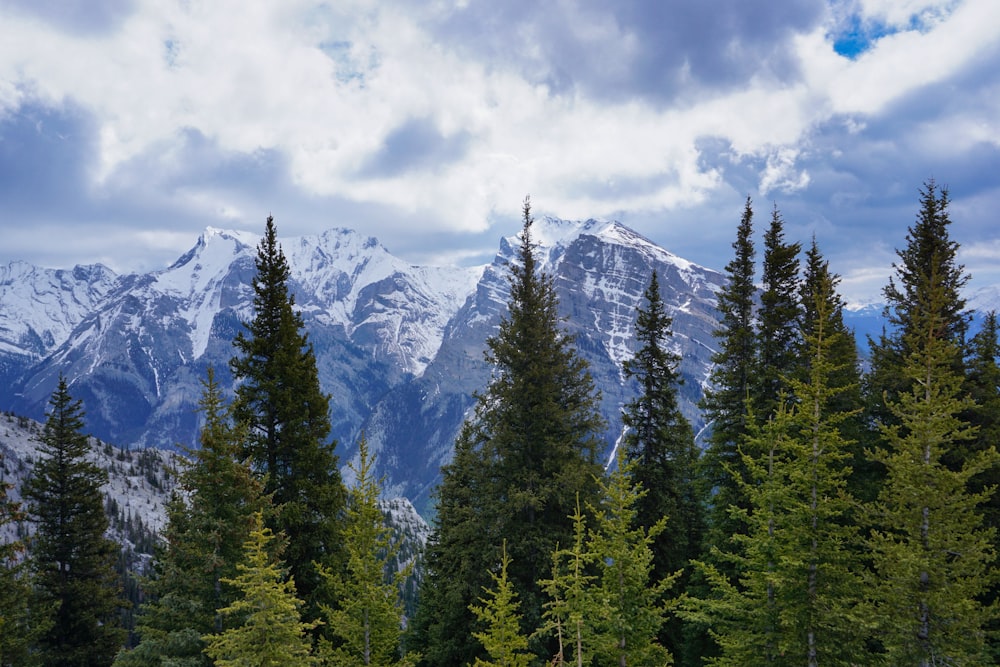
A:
588,452,674,667
621,269,703,664
536,498,600,667
202,512,318,667
752,204,801,421
230,215,347,624
469,541,533,667
23,377,126,666
115,369,268,667
320,435,415,667
1,452,43,667
411,197,605,665
700,196,757,543
965,312,1000,660
866,278,998,665
689,287,868,666
865,180,971,427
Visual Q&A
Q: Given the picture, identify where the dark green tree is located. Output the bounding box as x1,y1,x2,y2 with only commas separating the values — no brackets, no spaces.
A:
115,369,268,667
700,196,757,544
202,512,319,667
621,269,704,664
866,277,998,664
230,215,347,624
1,451,43,667
411,197,605,665
23,377,126,666
752,204,801,421
865,180,971,428
964,312,1000,660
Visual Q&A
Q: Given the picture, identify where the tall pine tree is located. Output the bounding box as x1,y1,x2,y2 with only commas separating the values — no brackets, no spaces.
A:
866,275,998,664
23,377,126,667
752,204,801,421
115,369,268,667
621,269,704,665
700,196,757,544
230,215,347,625
411,197,605,665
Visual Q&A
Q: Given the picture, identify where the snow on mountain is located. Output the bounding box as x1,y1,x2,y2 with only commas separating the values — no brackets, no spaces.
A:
0,262,119,357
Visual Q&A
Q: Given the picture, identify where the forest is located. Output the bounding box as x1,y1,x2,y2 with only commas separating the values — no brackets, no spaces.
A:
2,180,999,666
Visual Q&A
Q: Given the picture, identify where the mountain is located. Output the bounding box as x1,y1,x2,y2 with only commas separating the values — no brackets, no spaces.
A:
0,218,725,514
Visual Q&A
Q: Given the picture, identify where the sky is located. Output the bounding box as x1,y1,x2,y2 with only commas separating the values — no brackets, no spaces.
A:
1,0,998,306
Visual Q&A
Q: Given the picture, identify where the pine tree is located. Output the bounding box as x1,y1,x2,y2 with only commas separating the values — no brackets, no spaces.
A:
866,275,998,665
320,435,415,667
23,377,126,666
688,286,868,666
965,312,1000,660
865,179,971,428
115,369,268,667
537,498,600,667
230,215,347,624
202,511,318,667
588,452,674,667
700,196,757,544
411,197,604,665
1,451,43,667
752,204,801,421
469,541,533,667
621,270,703,664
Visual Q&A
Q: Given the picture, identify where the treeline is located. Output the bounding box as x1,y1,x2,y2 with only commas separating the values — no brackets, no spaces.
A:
2,181,999,666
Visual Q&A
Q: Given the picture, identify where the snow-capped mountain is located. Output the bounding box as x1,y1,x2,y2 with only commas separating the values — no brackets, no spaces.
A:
0,218,724,514
0,261,119,386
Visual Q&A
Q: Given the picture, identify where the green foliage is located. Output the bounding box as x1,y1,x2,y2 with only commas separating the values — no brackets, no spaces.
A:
866,276,998,665
688,289,868,666
469,541,533,667
116,369,268,667
202,512,319,667
320,435,415,667
23,376,126,667
230,215,348,622
536,498,600,667
622,269,704,665
700,196,757,545
588,453,675,666
752,204,801,420
411,197,605,665
1,453,44,667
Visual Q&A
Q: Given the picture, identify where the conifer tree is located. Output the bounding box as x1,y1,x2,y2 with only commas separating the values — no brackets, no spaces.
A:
621,269,702,664
752,204,801,421
700,196,757,543
588,452,674,667
115,369,268,667
469,541,533,667
1,452,42,667
23,377,126,666
411,197,604,665
202,511,318,667
537,499,599,667
230,215,347,623
865,180,971,427
689,286,868,666
965,312,1000,660
866,277,998,665
320,435,415,667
